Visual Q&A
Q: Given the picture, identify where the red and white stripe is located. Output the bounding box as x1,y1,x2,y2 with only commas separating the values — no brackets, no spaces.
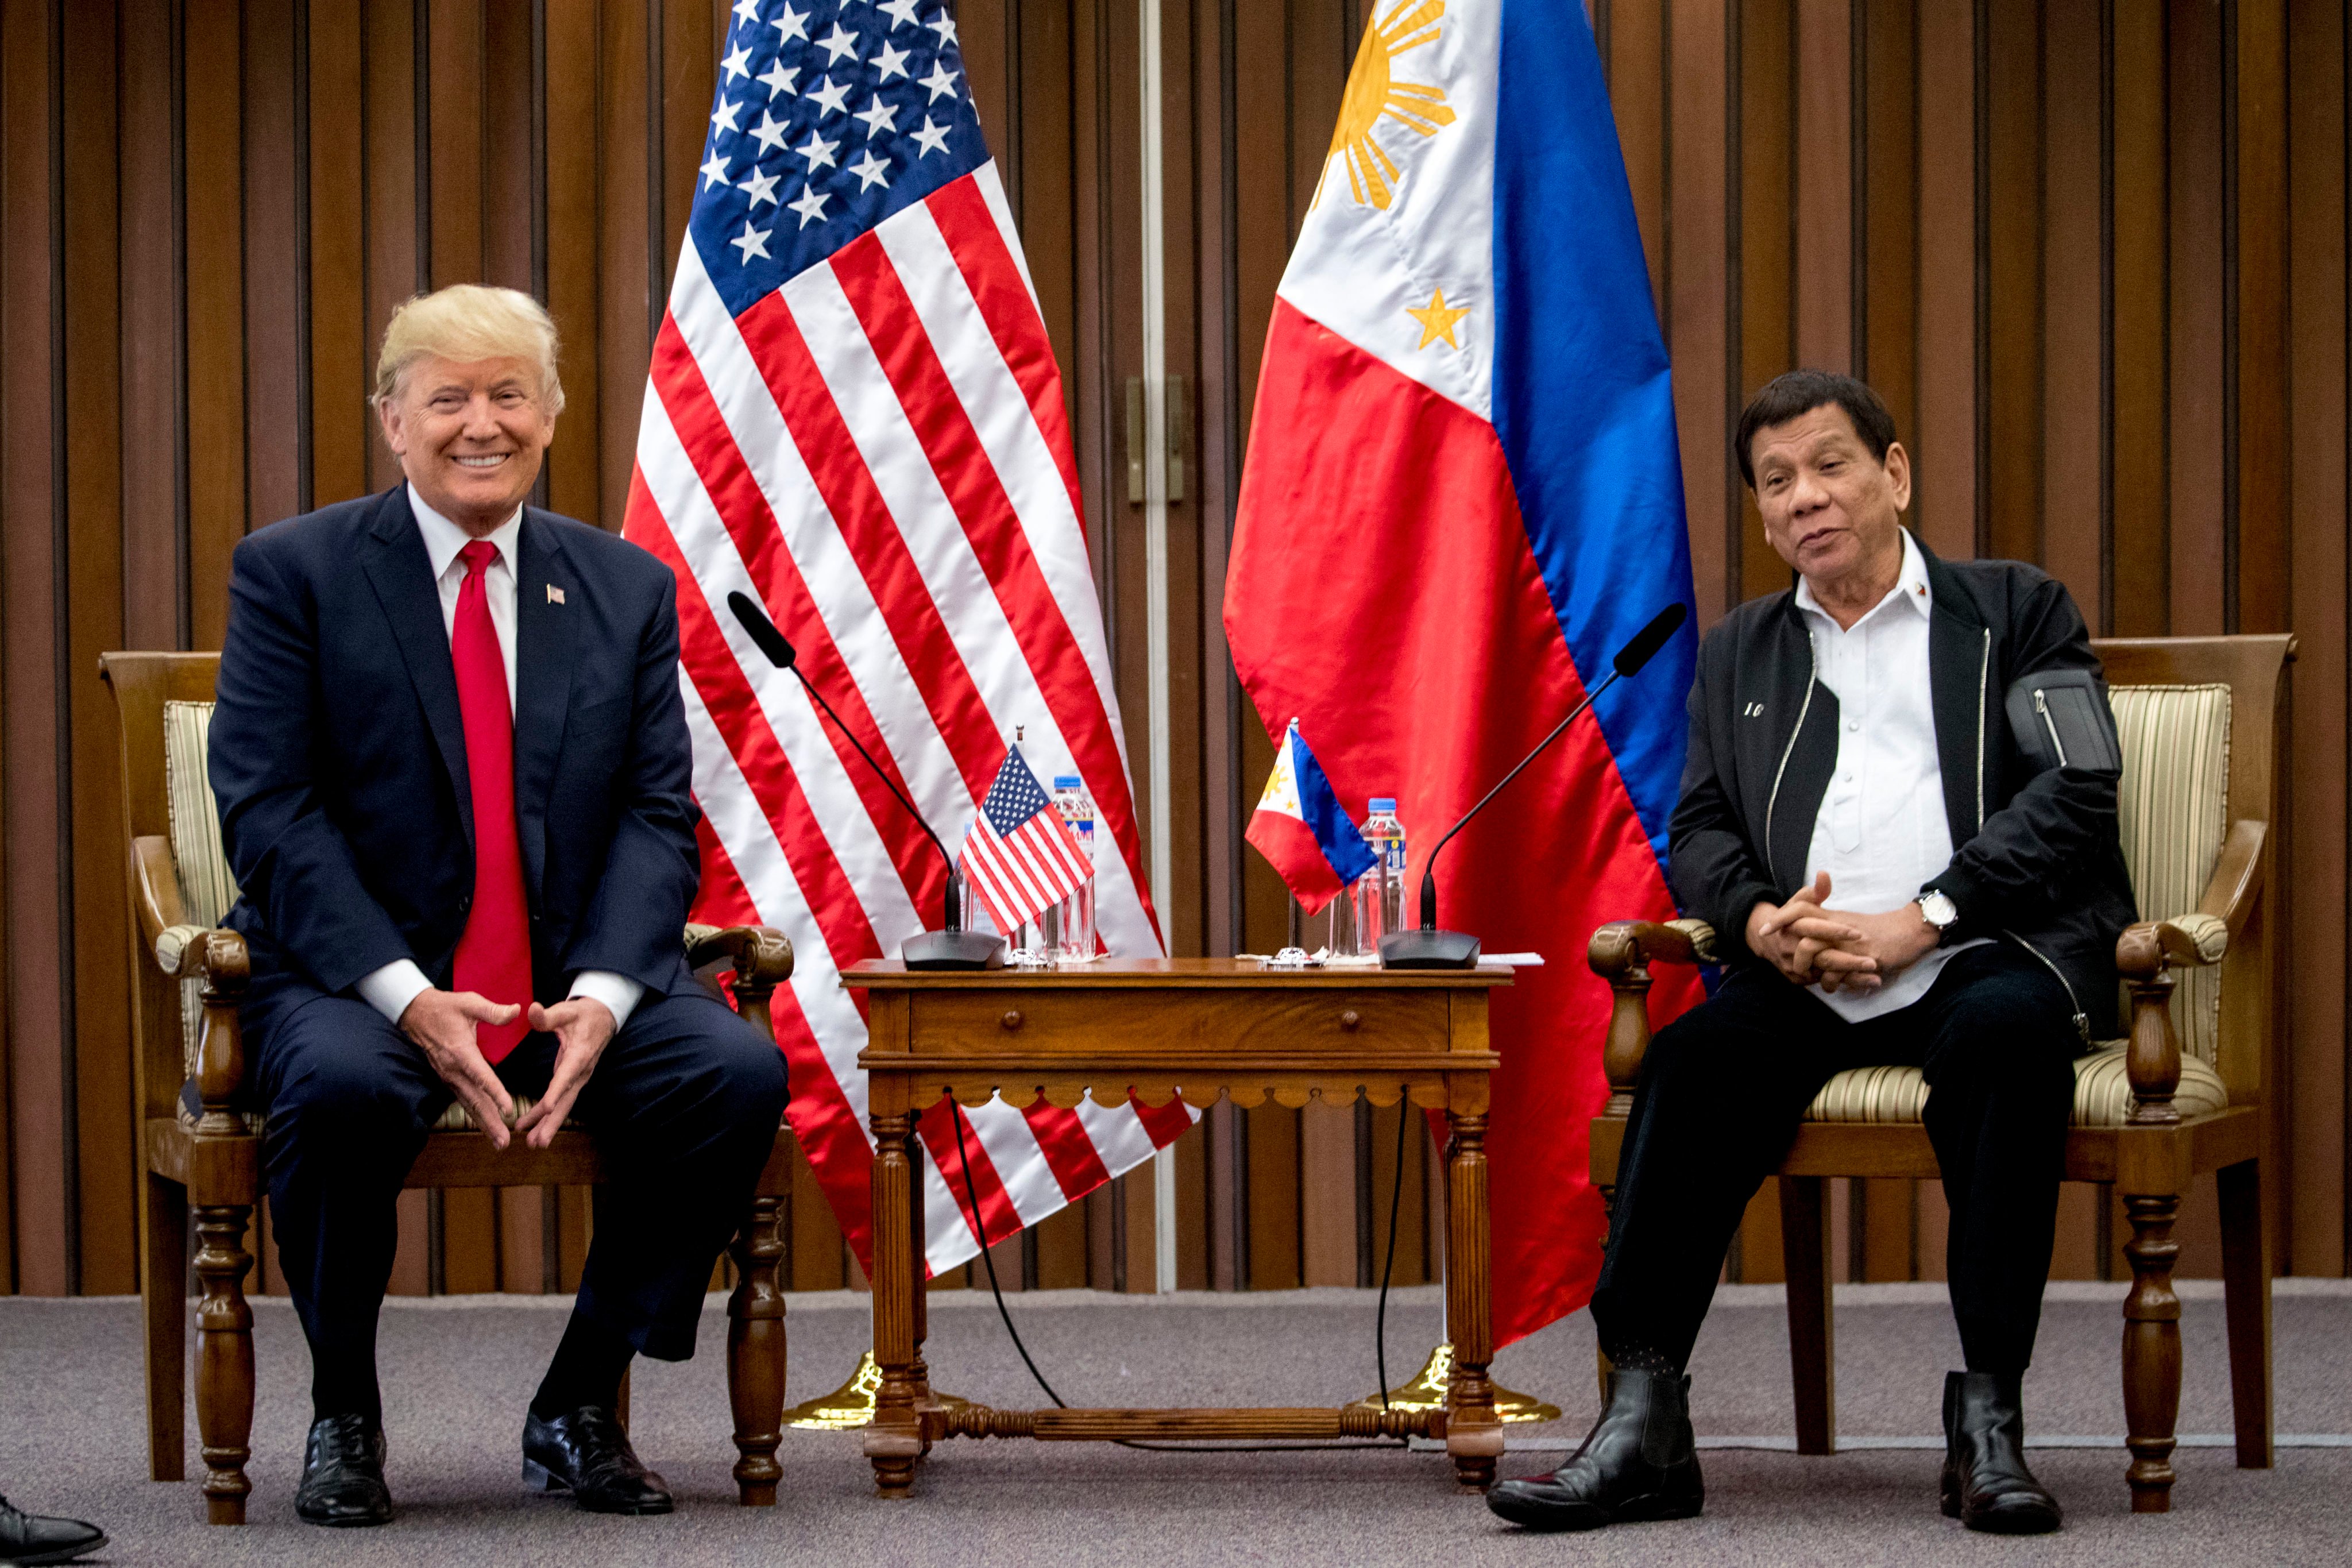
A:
625,163,1192,1276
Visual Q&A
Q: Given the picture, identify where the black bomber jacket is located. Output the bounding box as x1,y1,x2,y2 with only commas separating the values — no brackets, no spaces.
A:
1666,531,2137,1041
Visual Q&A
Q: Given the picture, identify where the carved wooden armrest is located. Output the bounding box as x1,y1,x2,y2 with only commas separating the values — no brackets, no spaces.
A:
156,922,250,1133
1587,920,1717,1115
686,925,795,1056
2112,819,2263,1128
686,923,795,988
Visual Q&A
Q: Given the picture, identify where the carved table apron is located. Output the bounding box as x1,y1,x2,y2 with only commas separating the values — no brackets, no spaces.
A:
843,957,1512,1497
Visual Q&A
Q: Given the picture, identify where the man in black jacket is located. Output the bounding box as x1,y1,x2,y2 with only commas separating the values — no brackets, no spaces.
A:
1490,371,2133,1536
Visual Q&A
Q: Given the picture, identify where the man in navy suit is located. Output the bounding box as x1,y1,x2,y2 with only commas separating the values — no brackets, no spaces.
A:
209,284,787,1527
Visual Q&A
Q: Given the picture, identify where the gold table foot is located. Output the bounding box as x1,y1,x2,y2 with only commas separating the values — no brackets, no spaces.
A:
1345,1343,1561,1424
787,1351,972,1431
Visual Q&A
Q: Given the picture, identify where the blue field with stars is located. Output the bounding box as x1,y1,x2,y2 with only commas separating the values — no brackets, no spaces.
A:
689,0,994,316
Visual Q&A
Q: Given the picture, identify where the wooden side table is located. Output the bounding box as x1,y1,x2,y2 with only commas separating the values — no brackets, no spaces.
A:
843,957,1512,1497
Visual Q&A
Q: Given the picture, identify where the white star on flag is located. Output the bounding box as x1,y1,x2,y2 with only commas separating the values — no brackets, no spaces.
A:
872,40,911,82
758,59,797,96
728,221,771,262
853,96,899,137
731,0,758,22
878,0,921,28
787,186,829,228
740,165,781,209
769,3,808,44
847,148,891,191
748,110,791,155
710,96,744,135
918,60,959,102
912,115,951,157
721,43,752,83
700,150,732,190
926,10,956,46
816,21,860,64
808,76,853,117
793,130,840,171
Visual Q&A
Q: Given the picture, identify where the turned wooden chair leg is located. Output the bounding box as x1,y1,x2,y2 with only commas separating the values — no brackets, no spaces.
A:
2122,1191,2184,1512
1779,1176,1836,1456
2216,1159,2274,1469
192,1202,256,1525
144,1172,190,1482
727,1195,788,1506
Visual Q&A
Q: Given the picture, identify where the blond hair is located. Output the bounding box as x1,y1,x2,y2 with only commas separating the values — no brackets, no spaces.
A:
372,284,565,415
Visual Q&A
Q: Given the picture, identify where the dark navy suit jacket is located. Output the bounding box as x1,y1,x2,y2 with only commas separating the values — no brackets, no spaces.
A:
210,485,702,1015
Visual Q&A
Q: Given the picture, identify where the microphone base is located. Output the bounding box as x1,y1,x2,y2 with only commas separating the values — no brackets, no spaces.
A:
901,930,1009,971
1377,929,1482,970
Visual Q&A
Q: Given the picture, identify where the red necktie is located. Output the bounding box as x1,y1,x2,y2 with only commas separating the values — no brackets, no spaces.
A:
450,539,532,1063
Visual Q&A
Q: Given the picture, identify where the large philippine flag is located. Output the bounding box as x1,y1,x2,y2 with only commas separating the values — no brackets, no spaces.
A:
1224,0,1702,1347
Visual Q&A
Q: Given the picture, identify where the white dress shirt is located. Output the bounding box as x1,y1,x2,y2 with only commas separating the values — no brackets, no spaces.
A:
1797,527,1987,1022
352,485,645,1034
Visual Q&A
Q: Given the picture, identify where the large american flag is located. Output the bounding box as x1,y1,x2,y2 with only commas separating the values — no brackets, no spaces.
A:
621,0,1191,1277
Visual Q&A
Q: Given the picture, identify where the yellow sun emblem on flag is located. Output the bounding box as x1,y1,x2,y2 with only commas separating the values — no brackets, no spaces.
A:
1320,0,1457,211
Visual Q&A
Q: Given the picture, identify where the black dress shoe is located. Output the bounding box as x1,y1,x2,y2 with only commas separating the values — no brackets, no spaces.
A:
295,1413,393,1528
0,1495,107,1566
1941,1370,2062,1534
1486,1367,1704,1532
523,1407,673,1515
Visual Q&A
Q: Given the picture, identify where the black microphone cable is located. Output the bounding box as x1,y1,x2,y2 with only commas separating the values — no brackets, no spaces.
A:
947,1096,1415,1454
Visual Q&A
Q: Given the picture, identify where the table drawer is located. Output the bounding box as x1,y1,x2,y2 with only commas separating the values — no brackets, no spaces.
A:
904,986,1456,1060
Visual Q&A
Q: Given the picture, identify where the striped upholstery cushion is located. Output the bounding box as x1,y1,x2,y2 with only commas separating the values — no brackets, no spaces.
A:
163,700,241,928
163,701,241,1081
1804,1045,2228,1128
2109,684,2231,1064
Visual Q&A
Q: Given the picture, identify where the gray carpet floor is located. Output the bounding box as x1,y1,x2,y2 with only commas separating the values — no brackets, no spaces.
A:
3,1280,2347,1566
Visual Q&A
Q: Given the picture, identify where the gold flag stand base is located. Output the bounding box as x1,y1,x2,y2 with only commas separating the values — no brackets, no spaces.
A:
1344,1343,1562,1424
783,1351,974,1431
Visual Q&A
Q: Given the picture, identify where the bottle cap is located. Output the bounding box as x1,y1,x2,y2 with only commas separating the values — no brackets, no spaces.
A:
1369,797,1397,812
1053,775,1082,789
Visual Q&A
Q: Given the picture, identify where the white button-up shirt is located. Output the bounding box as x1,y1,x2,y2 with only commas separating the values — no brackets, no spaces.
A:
350,486,644,1036
1797,527,1986,1021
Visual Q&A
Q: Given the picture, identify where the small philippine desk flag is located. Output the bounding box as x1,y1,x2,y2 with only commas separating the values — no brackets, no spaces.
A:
1246,721,1377,915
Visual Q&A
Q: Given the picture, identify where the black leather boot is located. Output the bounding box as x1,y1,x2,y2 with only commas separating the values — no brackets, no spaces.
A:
0,1494,107,1565
523,1407,673,1515
1940,1370,2061,1534
1486,1367,1704,1532
295,1412,393,1527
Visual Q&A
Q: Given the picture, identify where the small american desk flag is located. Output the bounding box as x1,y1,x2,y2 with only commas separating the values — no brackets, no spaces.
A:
621,0,1191,1280
962,745,1090,934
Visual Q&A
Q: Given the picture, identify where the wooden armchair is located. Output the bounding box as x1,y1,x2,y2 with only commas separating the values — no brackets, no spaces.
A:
102,651,800,1524
1587,634,2291,1515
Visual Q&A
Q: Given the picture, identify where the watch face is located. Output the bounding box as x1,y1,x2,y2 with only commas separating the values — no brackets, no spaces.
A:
1921,893,1956,928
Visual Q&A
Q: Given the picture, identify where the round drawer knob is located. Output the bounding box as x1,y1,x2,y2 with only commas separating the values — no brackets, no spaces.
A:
1340,1009,1362,1031
1001,1010,1024,1031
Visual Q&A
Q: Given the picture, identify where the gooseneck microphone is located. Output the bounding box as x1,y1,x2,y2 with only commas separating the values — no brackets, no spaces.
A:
728,591,1004,971
1377,602,1691,971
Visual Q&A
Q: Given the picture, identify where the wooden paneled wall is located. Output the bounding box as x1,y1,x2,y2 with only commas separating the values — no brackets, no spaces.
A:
3,0,2346,1308
1167,0,2351,1290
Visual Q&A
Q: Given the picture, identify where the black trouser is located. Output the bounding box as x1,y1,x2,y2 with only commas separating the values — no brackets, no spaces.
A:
1588,943,2078,1376
248,982,787,1420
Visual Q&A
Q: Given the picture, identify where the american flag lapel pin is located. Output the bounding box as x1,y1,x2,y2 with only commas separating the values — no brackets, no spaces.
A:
547,584,565,605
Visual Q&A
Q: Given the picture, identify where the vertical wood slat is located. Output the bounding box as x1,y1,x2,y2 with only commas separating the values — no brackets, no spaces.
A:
2039,0,2102,628
1735,0,1794,605
1913,0,1978,559
308,0,370,510
184,2,245,650
119,0,183,650
2108,0,2168,636
4,0,67,1298
62,0,134,1297
1671,0,1733,625
2168,0,2226,636
1982,0,2040,568
2285,0,2347,1279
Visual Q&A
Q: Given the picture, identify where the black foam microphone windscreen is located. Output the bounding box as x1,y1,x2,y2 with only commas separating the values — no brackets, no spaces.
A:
727,590,798,671
1612,601,1689,678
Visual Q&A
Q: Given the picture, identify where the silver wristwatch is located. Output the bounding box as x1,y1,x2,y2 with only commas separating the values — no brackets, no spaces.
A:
1918,890,1959,944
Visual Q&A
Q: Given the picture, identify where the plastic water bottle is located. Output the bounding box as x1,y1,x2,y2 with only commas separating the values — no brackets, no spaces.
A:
1356,798,1407,952
1052,775,1097,960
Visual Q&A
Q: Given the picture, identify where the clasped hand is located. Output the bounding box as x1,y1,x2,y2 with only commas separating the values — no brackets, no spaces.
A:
1745,871,1940,994
395,990,617,1150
